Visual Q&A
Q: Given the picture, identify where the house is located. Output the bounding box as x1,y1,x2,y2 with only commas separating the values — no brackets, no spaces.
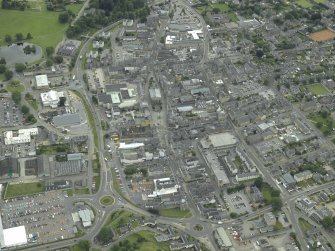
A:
294,170,313,182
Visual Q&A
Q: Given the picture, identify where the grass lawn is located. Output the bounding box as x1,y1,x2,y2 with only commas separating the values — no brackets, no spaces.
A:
93,174,100,193
92,249,101,251
212,3,230,12
307,83,330,96
105,210,141,230
66,188,74,197
66,3,84,15
6,81,25,93
314,0,325,2
159,208,192,218
111,230,170,251
0,3,68,52
261,186,272,204
100,195,114,206
74,187,90,195
0,73,4,81
308,113,334,136
299,217,312,233
72,90,98,148
298,178,316,188
5,182,44,198
297,0,313,8
36,143,71,155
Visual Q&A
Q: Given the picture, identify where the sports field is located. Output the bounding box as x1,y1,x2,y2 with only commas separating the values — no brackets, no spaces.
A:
0,1,83,53
309,29,335,42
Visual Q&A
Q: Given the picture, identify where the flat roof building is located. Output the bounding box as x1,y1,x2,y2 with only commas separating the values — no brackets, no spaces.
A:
214,227,232,248
53,113,81,127
201,132,238,151
35,74,49,88
4,128,38,145
2,226,27,248
41,90,63,108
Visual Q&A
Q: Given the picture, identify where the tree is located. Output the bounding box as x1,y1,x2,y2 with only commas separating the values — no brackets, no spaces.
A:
230,212,238,218
54,55,63,64
212,7,220,14
26,33,32,39
46,59,53,67
271,197,283,212
0,64,6,74
15,33,24,41
0,58,6,64
96,226,113,244
4,34,12,43
78,240,90,251
253,177,263,189
15,63,26,73
321,216,334,229
46,46,54,57
26,114,36,123
11,91,21,104
21,105,29,114
4,70,13,80
58,12,69,23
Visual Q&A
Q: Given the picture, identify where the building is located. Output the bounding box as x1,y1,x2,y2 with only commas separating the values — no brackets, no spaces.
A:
236,172,259,182
201,132,238,151
294,170,313,183
53,113,81,127
78,209,94,227
282,173,296,189
1,225,28,248
214,227,232,249
35,74,49,89
149,88,162,102
147,177,180,199
296,197,316,215
4,128,38,145
40,90,63,108
0,157,18,178
264,212,276,226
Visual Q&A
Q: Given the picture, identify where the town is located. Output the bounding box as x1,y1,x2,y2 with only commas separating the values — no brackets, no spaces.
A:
0,0,335,251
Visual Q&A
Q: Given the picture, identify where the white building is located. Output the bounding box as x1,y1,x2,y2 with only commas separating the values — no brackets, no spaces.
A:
35,74,49,88
4,128,38,145
1,226,28,248
40,90,63,108
78,209,94,228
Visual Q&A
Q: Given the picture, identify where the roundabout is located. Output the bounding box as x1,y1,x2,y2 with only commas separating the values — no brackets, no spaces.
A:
100,196,114,206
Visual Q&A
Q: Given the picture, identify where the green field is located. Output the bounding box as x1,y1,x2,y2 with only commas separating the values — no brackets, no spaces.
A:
0,2,83,53
105,210,141,231
159,208,192,218
5,182,45,198
111,230,170,251
297,0,312,8
308,112,335,136
196,3,237,21
307,83,330,96
314,0,325,3
74,187,90,195
36,143,71,155
100,195,114,206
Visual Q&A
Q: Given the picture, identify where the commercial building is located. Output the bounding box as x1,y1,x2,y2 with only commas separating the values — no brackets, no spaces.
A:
201,132,238,152
78,209,94,227
281,173,296,189
0,225,28,248
147,177,180,199
35,74,49,89
40,90,64,108
4,128,38,145
214,227,232,249
53,113,81,127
